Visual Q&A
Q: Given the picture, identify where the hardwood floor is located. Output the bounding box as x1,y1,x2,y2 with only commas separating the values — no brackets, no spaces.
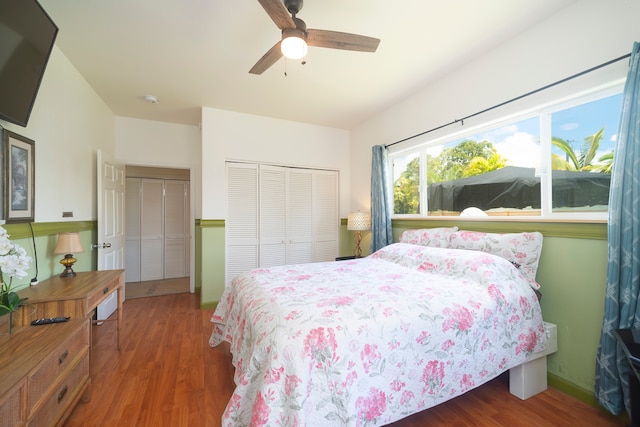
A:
64,293,626,426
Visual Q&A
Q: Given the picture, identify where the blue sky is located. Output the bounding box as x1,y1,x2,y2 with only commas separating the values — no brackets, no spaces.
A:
551,93,621,155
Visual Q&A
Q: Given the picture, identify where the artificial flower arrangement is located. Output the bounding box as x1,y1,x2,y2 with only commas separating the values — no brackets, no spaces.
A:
0,221,32,333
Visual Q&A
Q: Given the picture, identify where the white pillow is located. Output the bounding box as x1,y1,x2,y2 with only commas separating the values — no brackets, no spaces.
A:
398,227,458,248
448,230,544,289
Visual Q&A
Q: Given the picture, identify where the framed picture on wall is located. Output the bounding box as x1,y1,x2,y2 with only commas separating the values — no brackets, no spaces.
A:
1,129,35,223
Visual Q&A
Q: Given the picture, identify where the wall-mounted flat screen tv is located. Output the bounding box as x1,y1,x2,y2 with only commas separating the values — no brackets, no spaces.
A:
0,0,58,127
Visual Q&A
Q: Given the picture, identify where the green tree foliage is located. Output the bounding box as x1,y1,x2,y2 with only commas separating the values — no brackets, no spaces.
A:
463,153,508,177
427,140,506,184
552,127,613,172
393,157,420,214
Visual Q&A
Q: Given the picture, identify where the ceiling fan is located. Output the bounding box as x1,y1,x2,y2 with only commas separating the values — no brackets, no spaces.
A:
250,0,381,74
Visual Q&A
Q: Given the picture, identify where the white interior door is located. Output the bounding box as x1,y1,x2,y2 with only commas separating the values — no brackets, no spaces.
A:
96,150,125,320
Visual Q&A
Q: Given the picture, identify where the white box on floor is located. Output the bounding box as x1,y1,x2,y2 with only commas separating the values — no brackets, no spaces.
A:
509,322,558,400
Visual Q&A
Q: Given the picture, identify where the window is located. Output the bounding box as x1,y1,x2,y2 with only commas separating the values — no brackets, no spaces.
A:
550,95,621,213
390,88,622,219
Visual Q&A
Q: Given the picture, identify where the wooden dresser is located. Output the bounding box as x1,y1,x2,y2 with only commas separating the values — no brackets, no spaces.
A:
15,270,125,349
0,319,90,427
0,270,125,426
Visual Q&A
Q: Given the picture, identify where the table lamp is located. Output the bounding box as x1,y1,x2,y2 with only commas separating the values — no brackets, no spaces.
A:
54,232,85,277
347,211,371,258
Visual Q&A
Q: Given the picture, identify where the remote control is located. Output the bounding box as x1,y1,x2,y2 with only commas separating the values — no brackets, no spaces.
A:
31,317,70,326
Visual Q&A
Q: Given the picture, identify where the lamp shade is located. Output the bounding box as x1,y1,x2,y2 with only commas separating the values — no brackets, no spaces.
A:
281,28,308,59
54,232,85,255
347,211,371,231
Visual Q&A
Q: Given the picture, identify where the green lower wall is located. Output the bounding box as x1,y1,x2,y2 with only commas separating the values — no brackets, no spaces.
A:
3,221,97,291
537,236,608,398
198,218,609,408
197,220,225,308
5,218,614,412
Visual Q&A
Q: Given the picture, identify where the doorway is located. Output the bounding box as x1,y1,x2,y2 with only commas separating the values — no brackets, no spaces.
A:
124,166,191,294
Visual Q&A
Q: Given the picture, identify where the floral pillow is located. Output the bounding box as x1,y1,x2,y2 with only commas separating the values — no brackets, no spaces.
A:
398,227,458,248
448,230,544,289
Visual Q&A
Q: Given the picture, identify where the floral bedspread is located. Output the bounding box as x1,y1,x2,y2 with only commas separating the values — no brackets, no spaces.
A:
210,243,547,426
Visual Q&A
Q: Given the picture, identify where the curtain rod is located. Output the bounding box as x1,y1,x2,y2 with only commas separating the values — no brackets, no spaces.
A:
385,52,632,149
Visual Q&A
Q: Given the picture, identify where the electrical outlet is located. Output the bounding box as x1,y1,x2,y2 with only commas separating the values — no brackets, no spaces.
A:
62,211,73,218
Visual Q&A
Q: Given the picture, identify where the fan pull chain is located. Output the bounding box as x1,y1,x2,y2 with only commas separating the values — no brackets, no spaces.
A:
284,57,288,77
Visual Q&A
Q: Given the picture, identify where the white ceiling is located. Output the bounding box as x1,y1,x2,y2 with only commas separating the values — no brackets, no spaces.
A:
39,0,576,129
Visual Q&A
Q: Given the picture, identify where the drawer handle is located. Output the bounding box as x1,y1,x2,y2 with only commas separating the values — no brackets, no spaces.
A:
103,287,110,294
59,350,69,365
58,385,68,403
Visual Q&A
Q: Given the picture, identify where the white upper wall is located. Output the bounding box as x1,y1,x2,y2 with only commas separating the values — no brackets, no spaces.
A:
350,0,640,208
114,116,202,215
114,117,200,167
201,107,350,219
0,46,115,222
5,0,635,225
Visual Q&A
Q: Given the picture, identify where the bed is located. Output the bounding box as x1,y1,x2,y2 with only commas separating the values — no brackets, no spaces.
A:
210,229,549,426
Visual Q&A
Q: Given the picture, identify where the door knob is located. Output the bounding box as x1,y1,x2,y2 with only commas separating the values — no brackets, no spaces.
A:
91,243,112,249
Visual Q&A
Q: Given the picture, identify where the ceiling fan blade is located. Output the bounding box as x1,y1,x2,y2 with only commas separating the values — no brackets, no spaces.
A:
307,29,380,52
257,0,295,29
249,41,283,74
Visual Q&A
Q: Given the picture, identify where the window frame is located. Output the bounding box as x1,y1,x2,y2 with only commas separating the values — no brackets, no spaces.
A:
388,81,624,222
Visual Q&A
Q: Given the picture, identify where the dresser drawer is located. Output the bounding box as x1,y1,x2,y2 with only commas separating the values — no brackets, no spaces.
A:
27,353,89,427
87,276,118,309
0,381,25,427
27,321,89,412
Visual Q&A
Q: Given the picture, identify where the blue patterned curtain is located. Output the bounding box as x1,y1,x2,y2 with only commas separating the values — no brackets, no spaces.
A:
370,145,393,252
595,41,640,416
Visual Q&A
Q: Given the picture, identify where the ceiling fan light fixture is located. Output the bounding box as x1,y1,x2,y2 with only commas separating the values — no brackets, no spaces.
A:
281,28,307,59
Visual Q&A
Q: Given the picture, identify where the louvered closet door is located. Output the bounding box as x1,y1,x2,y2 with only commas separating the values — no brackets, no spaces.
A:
140,179,164,281
314,170,339,261
226,163,258,284
226,162,339,282
287,169,313,264
164,180,187,279
259,165,287,267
